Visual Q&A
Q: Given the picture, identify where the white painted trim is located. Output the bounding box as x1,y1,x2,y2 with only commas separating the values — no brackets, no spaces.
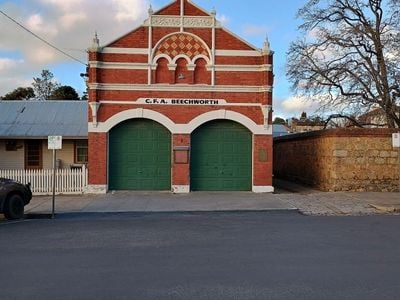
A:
148,18,153,85
101,47,148,54
89,61,149,70
85,184,108,194
192,54,211,64
88,109,272,135
153,54,172,64
252,186,274,193
172,185,190,193
186,110,271,135
88,83,272,93
180,0,184,31
90,108,177,133
89,61,271,72
172,54,191,64
100,48,264,58
215,50,263,57
98,100,260,107
215,64,272,72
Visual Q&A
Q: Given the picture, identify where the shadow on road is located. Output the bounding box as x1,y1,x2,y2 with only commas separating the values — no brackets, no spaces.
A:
273,178,319,195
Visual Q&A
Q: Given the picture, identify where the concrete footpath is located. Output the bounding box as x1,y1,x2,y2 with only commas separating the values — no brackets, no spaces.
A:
22,180,400,217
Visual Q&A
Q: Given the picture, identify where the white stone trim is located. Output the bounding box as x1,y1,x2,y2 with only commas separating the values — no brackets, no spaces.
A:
185,110,272,135
88,108,272,135
100,48,264,58
85,185,108,194
88,83,272,93
192,54,211,64
101,47,148,54
172,54,191,64
89,61,271,72
215,50,263,57
144,15,216,28
172,185,190,194
89,61,149,70
153,54,172,64
215,64,272,72
89,108,177,133
252,186,274,193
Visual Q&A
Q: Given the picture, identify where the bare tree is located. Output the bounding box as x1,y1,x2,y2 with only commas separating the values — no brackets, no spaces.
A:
287,0,400,128
32,69,60,101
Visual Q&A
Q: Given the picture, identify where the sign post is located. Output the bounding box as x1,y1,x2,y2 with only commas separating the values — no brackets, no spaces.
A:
48,136,62,218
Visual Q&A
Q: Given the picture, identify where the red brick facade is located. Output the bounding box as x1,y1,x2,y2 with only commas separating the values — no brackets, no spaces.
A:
87,0,274,193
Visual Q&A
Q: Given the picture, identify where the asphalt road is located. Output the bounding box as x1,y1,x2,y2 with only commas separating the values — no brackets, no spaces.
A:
1,212,399,300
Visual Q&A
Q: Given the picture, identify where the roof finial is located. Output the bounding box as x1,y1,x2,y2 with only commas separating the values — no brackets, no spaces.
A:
262,34,271,54
91,31,100,51
148,4,154,16
210,7,216,16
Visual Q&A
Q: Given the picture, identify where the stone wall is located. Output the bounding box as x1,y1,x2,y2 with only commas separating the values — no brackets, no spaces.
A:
274,129,400,192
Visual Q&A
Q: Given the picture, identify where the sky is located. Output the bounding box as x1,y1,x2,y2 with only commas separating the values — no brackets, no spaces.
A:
0,0,315,119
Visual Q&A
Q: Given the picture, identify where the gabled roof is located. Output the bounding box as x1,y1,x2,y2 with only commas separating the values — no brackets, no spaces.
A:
273,124,291,138
104,0,260,52
0,100,88,139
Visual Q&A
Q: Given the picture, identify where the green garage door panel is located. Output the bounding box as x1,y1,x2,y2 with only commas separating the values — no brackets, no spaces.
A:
191,120,252,191
109,119,171,190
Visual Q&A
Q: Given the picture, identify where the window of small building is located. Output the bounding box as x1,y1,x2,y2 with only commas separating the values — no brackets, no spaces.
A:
75,140,88,164
25,140,42,169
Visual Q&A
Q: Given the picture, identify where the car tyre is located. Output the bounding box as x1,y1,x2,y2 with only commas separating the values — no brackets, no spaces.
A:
4,194,25,220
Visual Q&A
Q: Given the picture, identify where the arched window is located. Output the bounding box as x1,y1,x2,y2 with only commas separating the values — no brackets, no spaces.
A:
175,58,190,84
155,58,170,84
194,58,209,84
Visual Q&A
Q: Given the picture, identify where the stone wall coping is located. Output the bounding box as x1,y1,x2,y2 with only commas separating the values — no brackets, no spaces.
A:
274,128,399,143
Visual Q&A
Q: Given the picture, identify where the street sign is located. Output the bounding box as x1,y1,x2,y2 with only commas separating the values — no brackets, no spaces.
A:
48,136,62,150
393,133,400,148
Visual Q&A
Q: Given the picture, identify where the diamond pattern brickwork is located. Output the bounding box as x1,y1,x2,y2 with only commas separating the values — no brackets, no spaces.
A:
155,34,209,60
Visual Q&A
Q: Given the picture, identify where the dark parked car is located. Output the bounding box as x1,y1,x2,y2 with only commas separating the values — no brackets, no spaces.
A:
0,178,32,220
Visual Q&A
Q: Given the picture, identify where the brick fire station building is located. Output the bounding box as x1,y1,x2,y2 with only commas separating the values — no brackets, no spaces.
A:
87,0,274,193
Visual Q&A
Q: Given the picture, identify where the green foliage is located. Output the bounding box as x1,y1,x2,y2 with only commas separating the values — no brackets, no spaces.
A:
81,91,88,100
273,117,287,125
50,85,80,100
1,87,35,100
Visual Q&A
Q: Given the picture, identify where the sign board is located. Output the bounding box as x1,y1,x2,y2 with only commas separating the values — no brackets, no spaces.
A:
48,136,62,150
393,133,400,148
136,98,227,106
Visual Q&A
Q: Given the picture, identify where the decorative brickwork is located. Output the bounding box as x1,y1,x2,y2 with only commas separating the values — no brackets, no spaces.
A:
155,33,209,59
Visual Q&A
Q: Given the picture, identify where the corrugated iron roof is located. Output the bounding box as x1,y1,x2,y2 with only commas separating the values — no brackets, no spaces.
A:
273,124,291,138
0,100,87,138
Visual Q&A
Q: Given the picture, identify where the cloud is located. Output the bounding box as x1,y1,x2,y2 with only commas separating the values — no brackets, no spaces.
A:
25,13,59,37
217,14,229,26
280,96,320,115
0,57,24,71
59,12,87,29
113,0,148,22
0,0,148,96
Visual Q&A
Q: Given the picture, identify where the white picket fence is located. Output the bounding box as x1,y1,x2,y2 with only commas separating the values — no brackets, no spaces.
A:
0,166,88,195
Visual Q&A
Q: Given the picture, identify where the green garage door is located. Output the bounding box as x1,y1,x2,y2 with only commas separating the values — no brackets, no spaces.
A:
109,119,171,190
191,120,252,191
